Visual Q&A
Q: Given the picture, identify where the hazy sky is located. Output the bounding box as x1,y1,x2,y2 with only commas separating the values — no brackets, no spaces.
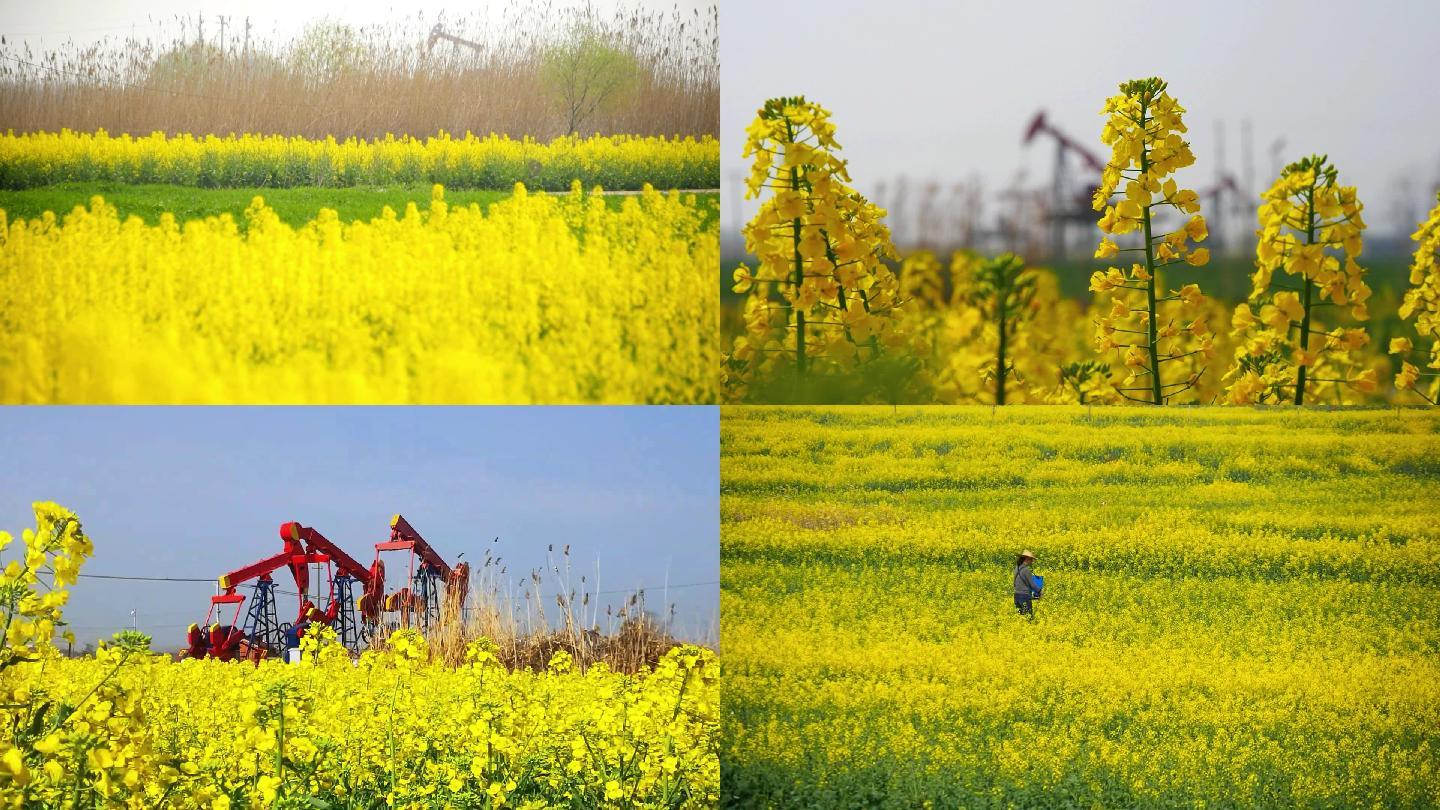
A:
0,406,719,647
721,0,1440,245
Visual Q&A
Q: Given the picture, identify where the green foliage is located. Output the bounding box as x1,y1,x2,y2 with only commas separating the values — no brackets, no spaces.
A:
540,26,641,134
968,252,1038,404
968,252,1035,311
109,629,152,654
286,21,368,83
738,354,929,406
0,184,719,231
1059,360,1112,405
0,132,720,192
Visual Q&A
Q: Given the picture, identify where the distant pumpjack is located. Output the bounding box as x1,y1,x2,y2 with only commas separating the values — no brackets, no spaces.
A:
426,23,484,54
184,522,376,662
370,514,470,635
1023,110,1108,260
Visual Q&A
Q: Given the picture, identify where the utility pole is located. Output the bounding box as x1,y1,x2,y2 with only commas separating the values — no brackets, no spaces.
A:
1241,119,1254,199
244,17,251,60
1051,137,1067,261
726,168,743,254
1242,119,1256,258
1269,138,1287,183
891,176,909,248
1214,120,1226,254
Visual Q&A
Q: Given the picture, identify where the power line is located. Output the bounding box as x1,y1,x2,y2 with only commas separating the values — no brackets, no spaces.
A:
80,573,211,583
68,622,192,631
75,571,719,596
561,581,720,596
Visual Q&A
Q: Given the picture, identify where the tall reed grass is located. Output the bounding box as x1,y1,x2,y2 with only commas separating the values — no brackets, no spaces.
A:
392,544,711,675
0,2,717,139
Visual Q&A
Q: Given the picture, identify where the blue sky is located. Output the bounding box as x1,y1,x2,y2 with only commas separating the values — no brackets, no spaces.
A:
0,406,719,648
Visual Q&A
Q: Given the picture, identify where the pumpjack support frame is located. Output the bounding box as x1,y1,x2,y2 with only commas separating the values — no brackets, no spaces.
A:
241,577,284,657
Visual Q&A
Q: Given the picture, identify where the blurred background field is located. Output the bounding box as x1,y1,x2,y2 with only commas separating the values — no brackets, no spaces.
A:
720,253,1418,406
1,185,719,404
0,182,718,228
721,406,1440,808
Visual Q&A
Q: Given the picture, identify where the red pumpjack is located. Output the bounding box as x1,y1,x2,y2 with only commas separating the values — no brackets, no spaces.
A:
368,514,470,634
184,521,378,662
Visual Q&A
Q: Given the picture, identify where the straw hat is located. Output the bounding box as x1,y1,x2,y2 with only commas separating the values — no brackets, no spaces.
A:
1019,550,1036,561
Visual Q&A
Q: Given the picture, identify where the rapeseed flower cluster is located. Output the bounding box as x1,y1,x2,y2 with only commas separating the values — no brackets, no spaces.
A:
888,251,1255,405
0,183,716,403
721,84,1428,406
0,502,91,664
895,250,1097,404
1225,155,1373,404
723,97,914,402
0,503,154,806
3,643,720,807
0,130,719,191
720,406,1440,808
1392,192,1440,403
1090,78,1212,405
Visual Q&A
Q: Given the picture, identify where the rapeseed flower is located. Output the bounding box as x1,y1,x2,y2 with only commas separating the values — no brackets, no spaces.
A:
1225,155,1372,404
1091,78,1211,404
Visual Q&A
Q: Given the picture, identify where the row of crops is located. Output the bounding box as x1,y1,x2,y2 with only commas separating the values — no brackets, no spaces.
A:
0,184,717,403
721,83,1440,408
720,406,1440,808
0,504,719,807
0,131,720,191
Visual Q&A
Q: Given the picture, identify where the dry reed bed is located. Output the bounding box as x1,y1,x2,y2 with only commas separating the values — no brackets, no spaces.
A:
406,546,710,675
0,2,717,139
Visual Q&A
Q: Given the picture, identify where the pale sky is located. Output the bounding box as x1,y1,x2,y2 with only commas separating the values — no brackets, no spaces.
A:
0,0,712,45
0,407,719,648
721,0,1440,249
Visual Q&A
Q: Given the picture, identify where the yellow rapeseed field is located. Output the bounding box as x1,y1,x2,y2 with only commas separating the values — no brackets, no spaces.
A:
0,503,720,808
721,406,1440,807
0,183,717,403
0,130,720,191
3,642,719,808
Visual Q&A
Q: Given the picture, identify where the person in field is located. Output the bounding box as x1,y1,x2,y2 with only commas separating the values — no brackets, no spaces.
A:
1014,550,1042,619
